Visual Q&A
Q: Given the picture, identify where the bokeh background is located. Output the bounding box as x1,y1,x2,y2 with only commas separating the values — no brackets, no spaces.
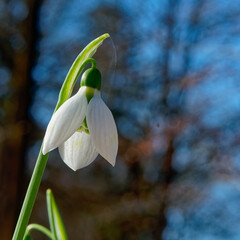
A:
1,0,240,239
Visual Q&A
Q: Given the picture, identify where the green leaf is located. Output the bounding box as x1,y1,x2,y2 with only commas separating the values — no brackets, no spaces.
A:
46,189,68,240
55,33,110,111
24,224,53,240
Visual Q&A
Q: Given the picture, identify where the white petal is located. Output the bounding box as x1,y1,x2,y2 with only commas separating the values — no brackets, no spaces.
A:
42,87,88,154
86,91,118,166
58,131,98,171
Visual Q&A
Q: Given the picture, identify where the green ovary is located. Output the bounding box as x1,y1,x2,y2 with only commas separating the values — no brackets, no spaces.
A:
80,67,102,90
77,117,89,134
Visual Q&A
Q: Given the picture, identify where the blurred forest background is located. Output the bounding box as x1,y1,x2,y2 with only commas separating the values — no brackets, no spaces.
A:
1,0,240,239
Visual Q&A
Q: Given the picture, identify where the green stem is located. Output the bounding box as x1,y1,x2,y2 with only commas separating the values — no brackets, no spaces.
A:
24,224,53,239
12,148,49,240
12,58,96,240
12,34,110,240
82,58,97,68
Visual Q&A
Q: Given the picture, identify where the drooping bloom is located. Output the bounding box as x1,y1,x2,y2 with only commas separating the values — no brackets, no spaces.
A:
42,65,118,170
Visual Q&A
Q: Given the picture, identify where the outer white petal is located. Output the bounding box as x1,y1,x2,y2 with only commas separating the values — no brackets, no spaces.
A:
58,131,98,171
86,91,118,166
42,87,88,154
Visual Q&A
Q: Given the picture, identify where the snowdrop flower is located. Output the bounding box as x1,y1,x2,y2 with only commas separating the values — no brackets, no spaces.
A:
42,64,118,170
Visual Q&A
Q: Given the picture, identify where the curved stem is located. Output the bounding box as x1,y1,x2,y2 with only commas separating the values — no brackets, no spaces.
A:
55,33,109,111
12,34,109,239
24,224,53,239
12,58,96,240
12,148,49,240
82,58,97,69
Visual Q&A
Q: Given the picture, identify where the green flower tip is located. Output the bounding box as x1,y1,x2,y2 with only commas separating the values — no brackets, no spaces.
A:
46,189,52,196
103,33,110,38
81,67,102,90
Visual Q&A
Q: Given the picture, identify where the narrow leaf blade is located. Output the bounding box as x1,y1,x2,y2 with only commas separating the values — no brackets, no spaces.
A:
46,189,68,240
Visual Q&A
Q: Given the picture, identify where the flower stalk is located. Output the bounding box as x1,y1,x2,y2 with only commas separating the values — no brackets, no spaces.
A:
12,33,110,240
12,149,49,240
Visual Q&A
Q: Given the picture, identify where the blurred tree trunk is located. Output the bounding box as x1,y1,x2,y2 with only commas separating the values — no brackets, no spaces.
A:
154,1,204,238
154,138,175,239
0,0,41,239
